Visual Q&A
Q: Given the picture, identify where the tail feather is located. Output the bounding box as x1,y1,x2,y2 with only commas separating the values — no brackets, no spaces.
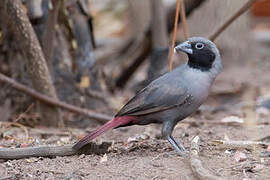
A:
72,116,135,151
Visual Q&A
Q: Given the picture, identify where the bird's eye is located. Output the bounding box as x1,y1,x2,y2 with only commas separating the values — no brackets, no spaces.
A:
195,43,204,49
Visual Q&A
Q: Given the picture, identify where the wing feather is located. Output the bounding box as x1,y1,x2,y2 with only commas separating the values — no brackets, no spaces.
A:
116,77,189,117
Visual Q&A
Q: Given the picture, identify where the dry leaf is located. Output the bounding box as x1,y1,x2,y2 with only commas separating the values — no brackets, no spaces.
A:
221,116,243,123
100,154,108,163
224,149,233,155
234,151,247,162
127,134,149,143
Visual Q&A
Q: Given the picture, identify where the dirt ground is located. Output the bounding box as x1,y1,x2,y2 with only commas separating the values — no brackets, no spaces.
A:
1,46,270,180
1,1,270,180
1,105,270,180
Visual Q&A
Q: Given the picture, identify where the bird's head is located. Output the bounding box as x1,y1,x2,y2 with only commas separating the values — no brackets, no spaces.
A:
174,37,222,74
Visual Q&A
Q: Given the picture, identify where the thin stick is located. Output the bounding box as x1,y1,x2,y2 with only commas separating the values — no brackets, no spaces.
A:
0,73,112,123
209,0,256,41
168,0,181,71
212,140,270,149
0,142,112,159
180,0,189,39
14,103,34,122
190,136,223,180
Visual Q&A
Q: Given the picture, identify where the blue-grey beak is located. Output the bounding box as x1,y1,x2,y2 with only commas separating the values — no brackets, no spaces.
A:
174,41,193,54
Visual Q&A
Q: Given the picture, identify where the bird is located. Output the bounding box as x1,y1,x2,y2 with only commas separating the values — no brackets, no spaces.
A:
73,37,222,155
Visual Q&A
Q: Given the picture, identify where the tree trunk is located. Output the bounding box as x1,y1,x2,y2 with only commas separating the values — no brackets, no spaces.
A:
148,0,169,82
0,0,63,127
42,0,62,69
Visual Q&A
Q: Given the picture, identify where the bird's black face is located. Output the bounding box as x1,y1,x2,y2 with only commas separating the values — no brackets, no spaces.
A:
175,41,216,71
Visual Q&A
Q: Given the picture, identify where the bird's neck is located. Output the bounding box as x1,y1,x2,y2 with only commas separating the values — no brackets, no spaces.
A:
187,61,211,72
187,57,222,79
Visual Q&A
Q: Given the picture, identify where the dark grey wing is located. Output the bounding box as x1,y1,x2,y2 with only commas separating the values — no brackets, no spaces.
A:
115,79,189,117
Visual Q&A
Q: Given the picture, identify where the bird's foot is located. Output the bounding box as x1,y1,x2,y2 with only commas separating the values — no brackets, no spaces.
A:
167,136,188,157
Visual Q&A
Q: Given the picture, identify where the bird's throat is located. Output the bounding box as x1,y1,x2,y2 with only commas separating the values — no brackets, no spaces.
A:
187,60,212,71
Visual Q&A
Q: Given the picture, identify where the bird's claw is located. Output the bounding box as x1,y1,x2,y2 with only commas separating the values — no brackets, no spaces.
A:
167,136,188,157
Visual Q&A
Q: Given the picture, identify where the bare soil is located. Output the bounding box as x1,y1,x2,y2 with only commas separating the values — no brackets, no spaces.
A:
1,1,270,180
1,59,270,179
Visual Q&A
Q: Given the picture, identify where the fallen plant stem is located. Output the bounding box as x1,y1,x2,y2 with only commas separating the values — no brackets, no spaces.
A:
0,73,112,123
183,119,243,126
0,145,75,159
180,0,189,39
168,0,181,71
212,140,270,149
0,142,111,160
30,128,71,136
209,0,256,41
190,136,223,180
14,103,34,122
255,135,270,142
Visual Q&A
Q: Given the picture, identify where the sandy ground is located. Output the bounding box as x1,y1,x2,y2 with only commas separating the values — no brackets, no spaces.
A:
1,62,270,179
1,1,270,179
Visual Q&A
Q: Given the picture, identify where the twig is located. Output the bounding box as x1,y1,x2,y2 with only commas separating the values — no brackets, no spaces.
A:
190,136,223,180
180,0,189,39
209,0,256,41
168,0,181,72
30,128,70,136
183,119,243,126
255,135,270,142
13,103,34,122
0,142,111,160
212,140,270,149
0,73,112,123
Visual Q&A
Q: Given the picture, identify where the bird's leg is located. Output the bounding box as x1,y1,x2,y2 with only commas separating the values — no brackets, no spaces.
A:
162,121,187,156
168,135,186,152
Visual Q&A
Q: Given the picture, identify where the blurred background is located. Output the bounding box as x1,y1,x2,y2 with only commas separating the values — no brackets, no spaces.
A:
0,0,270,179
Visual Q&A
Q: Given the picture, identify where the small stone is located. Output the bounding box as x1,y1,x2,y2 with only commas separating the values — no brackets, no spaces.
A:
253,164,264,171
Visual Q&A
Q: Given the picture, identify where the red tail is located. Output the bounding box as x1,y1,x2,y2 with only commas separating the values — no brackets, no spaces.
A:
72,116,135,151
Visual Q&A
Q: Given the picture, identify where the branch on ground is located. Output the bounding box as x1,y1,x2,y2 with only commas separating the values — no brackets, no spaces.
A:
0,73,112,123
0,142,111,160
189,136,224,180
212,139,270,149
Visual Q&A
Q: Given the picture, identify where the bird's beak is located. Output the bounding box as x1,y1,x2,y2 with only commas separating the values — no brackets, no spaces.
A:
174,41,193,54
